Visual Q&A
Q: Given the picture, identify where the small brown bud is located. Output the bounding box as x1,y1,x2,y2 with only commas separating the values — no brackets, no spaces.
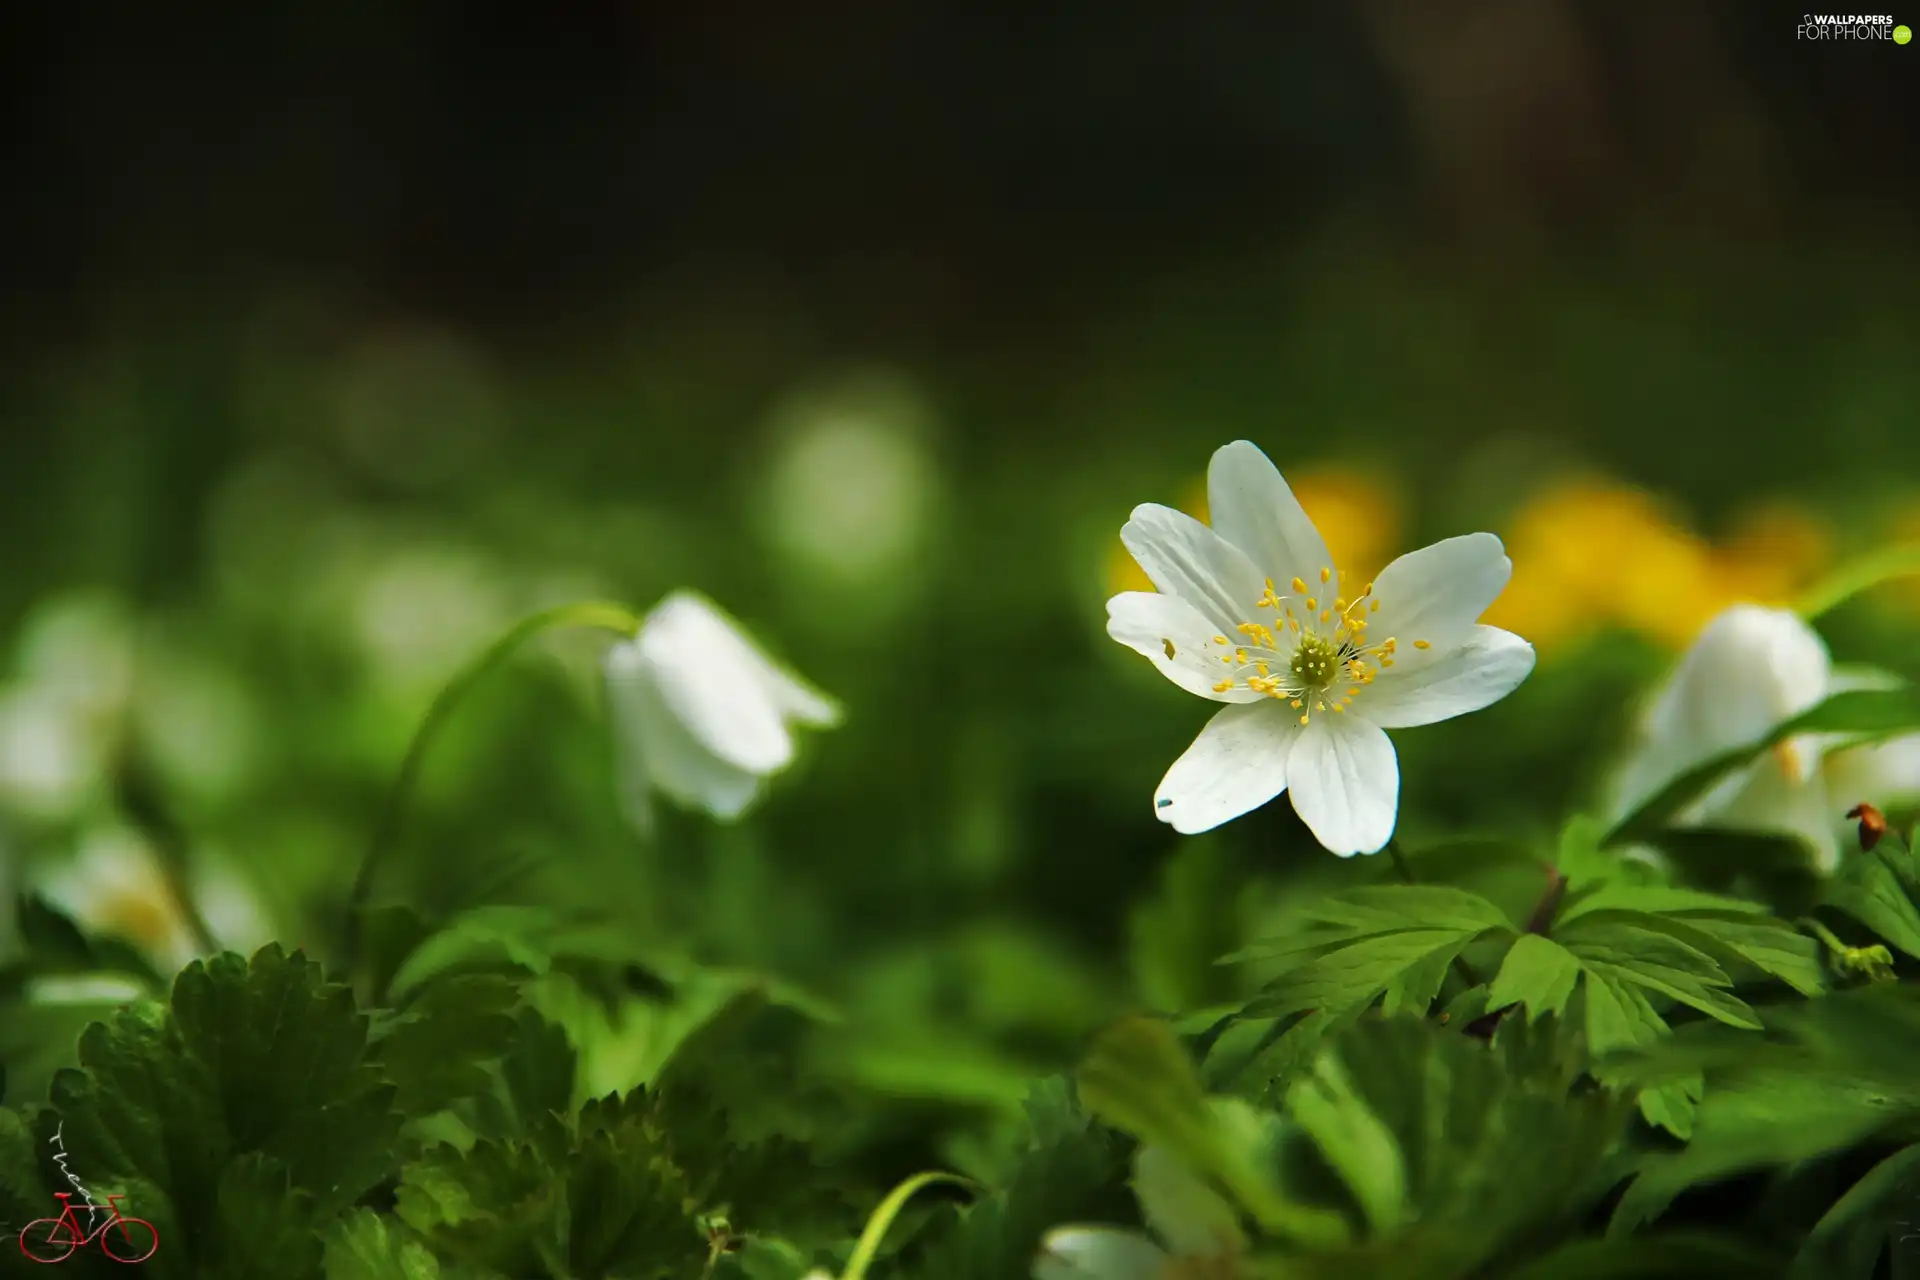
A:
1847,803,1889,852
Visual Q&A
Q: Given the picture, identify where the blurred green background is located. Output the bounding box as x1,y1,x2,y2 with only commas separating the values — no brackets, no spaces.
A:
2,3,1916,1112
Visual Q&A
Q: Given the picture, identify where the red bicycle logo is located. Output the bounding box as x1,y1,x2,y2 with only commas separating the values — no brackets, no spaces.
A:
16,1192,159,1264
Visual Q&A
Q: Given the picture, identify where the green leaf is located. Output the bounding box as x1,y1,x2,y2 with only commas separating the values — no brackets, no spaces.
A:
1823,845,1920,961
1127,837,1245,1014
1487,935,1581,1022
908,1094,1130,1280
1075,1016,1346,1248
1273,1016,1625,1274
201,1154,325,1280
1282,1054,1408,1237
1604,686,1920,847
1790,1143,1920,1280
324,1210,442,1280
1556,913,1762,1031
1505,1232,1788,1279
1611,1068,1910,1235
42,945,403,1277
369,974,520,1115
397,1139,563,1275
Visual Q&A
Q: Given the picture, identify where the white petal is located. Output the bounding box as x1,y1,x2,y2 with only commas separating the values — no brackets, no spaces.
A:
1611,605,1832,822
1696,749,1844,874
1119,504,1268,633
1107,593,1265,703
1033,1227,1170,1280
1826,734,1920,810
1363,626,1536,729
1286,715,1399,856
606,639,767,825
1646,605,1829,765
1154,701,1298,835
1368,533,1512,650
634,594,797,773
1204,440,1333,590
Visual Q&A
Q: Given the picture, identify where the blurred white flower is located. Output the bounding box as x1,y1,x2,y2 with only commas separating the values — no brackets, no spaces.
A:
131,644,263,806
35,827,274,975
352,545,514,694
0,592,138,823
0,688,106,820
1610,603,1920,873
604,592,840,832
759,371,941,590
25,974,150,1006
1110,441,1535,855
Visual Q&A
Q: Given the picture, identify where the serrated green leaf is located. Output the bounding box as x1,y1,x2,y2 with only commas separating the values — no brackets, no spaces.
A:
1075,1017,1345,1248
1612,1069,1909,1235
1244,930,1490,1020
1557,913,1761,1031
1555,884,1770,927
324,1209,442,1280
1578,970,1699,1138
397,1139,562,1274
1488,935,1581,1022
1282,1054,1407,1237
370,975,519,1115
1642,914,1826,997
1823,846,1920,961
200,1154,324,1280
1275,1016,1624,1274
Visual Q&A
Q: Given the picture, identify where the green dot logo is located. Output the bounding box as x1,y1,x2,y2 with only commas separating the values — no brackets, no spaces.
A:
1897,23,1913,43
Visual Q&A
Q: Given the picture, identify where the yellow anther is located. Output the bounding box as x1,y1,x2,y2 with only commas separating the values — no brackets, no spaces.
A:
1320,567,1331,584
1370,600,1380,612
1362,582,1374,596
1291,577,1308,593
1306,598,1317,611
1381,657,1395,668
1255,662,1270,676
1213,680,1234,693
1234,648,1248,663
1290,699,1303,708
1298,713,1310,726
1413,639,1430,649
1331,703,1345,712
1334,598,1347,612
1320,610,1332,624
1162,639,1177,658
1213,635,1229,645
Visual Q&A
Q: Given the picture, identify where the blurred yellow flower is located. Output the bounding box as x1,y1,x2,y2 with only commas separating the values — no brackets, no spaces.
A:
1105,467,1400,597
1485,478,1835,657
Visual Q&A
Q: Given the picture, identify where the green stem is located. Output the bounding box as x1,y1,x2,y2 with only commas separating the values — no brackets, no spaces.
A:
1798,542,1920,620
340,600,643,983
1799,916,1850,958
840,1171,975,1280
1383,838,1485,990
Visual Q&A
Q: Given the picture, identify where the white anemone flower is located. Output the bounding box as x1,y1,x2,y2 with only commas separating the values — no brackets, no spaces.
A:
604,591,841,833
36,827,274,975
1108,441,1536,855
1609,603,1920,873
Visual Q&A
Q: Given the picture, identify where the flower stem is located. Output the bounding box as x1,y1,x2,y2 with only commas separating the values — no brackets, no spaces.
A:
1798,541,1920,620
840,1171,976,1280
1383,838,1485,990
340,600,643,986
